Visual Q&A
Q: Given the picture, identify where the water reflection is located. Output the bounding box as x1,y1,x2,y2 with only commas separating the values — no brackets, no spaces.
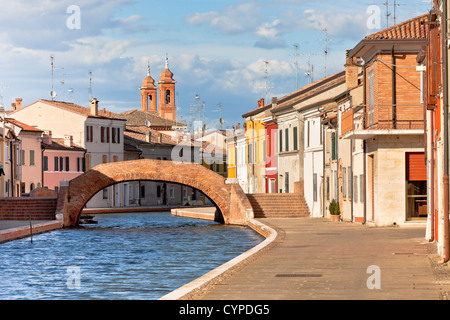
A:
0,212,263,300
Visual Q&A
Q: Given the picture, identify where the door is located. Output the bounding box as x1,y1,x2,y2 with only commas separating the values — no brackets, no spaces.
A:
285,172,289,193
406,152,427,220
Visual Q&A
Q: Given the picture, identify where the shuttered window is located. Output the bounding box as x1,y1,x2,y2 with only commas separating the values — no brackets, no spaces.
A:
406,152,426,181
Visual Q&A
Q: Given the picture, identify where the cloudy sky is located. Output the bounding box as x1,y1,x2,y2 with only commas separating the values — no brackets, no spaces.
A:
0,0,430,131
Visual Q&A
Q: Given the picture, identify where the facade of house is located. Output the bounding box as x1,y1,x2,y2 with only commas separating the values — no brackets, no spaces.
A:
41,131,86,193
242,99,269,194
9,98,126,207
423,1,449,261
343,14,428,227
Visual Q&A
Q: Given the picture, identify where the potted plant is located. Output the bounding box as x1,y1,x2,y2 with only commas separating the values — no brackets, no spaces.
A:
329,199,340,222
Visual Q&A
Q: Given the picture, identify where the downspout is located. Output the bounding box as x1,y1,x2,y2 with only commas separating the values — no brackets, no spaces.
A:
392,46,397,129
441,0,450,264
322,123,325,217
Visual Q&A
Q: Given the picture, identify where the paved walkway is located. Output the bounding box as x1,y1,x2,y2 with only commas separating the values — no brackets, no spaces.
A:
198,218,450,300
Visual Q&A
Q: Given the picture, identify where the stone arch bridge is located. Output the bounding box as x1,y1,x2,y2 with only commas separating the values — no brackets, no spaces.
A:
61,159,253,227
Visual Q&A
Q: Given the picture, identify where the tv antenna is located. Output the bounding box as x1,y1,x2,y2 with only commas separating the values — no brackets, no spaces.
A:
50,55,57,100
0,85,8,108
291,44,301,90
323,28,329,78
300,53,317,84
214,103,224,130
89,71,93,100
188,94,206,133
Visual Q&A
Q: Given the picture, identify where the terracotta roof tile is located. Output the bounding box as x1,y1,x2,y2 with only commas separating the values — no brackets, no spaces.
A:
35,99,125,120
364,14,428,40
6,118,43,132
42,139,85,152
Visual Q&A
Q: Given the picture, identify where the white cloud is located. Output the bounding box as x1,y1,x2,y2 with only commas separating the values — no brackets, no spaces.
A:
298,9,371,40
185,2,261,35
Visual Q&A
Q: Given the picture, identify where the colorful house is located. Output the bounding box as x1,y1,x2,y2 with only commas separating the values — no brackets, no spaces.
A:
41,131,86,193
343,14,428,226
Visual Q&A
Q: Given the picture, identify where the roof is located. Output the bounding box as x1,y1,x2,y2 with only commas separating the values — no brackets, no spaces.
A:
124,126,178,146
28,100,126,121
118,109,186,128
364,14,428,40
6,118,43,132
42,138,86,152
271,71,346,113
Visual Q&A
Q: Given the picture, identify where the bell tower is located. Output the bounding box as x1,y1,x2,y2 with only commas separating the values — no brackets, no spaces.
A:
140,62,157,112
158,56,176,121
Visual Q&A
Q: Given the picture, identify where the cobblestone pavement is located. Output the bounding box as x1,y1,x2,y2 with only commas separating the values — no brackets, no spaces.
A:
199,218,450,300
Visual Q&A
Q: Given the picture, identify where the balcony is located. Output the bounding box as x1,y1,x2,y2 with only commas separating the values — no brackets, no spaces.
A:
341,104,424,140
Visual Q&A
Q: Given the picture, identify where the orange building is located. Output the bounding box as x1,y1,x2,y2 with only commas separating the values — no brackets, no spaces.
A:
140,57,176,121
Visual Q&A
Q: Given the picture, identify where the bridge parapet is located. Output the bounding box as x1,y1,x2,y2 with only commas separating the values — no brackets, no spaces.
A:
61,159,250,227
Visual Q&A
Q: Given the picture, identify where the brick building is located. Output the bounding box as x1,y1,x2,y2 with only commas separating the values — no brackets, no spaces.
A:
342,14,428,226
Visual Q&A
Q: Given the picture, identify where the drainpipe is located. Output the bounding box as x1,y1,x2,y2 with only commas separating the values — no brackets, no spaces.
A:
392,46,397,129
441,0,450,264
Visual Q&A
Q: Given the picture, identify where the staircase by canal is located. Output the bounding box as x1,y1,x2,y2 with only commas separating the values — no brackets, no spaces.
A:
247,193,310,218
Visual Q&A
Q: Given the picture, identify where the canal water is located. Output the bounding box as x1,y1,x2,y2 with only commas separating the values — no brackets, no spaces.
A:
0,211,264,300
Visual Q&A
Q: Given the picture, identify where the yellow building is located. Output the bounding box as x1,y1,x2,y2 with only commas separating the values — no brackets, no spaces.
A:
243,99,269,194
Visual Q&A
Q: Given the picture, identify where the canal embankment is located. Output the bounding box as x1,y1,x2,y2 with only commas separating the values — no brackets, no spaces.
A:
159,208,280,300
0,220,63,243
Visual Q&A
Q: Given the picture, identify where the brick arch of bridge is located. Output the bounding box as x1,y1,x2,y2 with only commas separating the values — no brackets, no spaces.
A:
61,159,251,227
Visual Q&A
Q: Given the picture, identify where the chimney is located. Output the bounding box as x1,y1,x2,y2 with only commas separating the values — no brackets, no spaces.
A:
90,98,99,116
271,97,278,109
43,130,52,145
345,50,360,91
11,103,16,111
258,98,265,108
64,134,73,147
15,98,22,110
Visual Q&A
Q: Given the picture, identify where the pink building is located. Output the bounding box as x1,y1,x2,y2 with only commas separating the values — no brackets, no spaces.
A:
41,131,86,193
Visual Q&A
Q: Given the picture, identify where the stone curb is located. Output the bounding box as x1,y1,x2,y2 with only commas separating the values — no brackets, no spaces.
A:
0,221,63,244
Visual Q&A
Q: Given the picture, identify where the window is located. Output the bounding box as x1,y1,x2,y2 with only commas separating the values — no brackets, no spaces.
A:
248,143,253,164
285,128,289,152
342,167,346,198
331,132,336,161
102,155,108,164
101,127,105,143
30,150,35,166
112,128,121,144
113,156,118,162
59,157,64,172
313,173,317,202
20,150,25,166
360,175,364,203
353,176,358,203
141,185,146,198
86,125,93,142
103,188,108,199
5,145,9,163
326,177,330,201
348,167,352,199
85,154,91,171
293,127,298,150
65,156,70,171
54,156,59,171
279,130,283,153
43,156,48,171
307,121,310,148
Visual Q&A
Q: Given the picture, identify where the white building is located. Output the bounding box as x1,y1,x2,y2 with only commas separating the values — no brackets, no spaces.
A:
9,98,126,208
